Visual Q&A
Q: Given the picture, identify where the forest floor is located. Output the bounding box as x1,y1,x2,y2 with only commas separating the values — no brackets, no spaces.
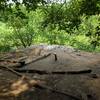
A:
0,45,100,100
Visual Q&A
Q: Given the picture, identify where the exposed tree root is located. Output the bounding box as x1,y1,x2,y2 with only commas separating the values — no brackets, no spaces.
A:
0,65,22,77
15,69,92,75
25,53,58,65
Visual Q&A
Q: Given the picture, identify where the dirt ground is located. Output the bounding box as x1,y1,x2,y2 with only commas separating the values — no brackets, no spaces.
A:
0,45,100,100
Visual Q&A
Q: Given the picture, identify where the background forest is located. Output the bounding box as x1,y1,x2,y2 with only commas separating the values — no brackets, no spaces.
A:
0,0,100,52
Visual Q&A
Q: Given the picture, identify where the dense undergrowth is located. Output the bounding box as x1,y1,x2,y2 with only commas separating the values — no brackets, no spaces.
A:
0,0,100,52
0,20,100,52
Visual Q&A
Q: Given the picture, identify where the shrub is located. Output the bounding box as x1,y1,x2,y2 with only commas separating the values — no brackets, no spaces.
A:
78,15,100,50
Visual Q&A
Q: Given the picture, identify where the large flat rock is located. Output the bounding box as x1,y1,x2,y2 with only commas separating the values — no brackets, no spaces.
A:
0,45,100,100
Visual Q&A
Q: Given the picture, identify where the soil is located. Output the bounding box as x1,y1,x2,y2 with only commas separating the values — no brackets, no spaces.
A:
0,45,100,100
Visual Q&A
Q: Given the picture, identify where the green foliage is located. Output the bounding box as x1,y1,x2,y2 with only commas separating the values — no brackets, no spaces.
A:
78,15,100,49
0,8,45,50
0,22,13,52
43,27,67,44
7,16,35,48
0,0,100,52
0,0,46,11
80,0,100,15
41,1,81,33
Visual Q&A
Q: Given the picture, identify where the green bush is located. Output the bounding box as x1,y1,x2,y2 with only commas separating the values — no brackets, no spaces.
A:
0,22,13,52
43,26,67,44
77,15,100,50
7,13,36,48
